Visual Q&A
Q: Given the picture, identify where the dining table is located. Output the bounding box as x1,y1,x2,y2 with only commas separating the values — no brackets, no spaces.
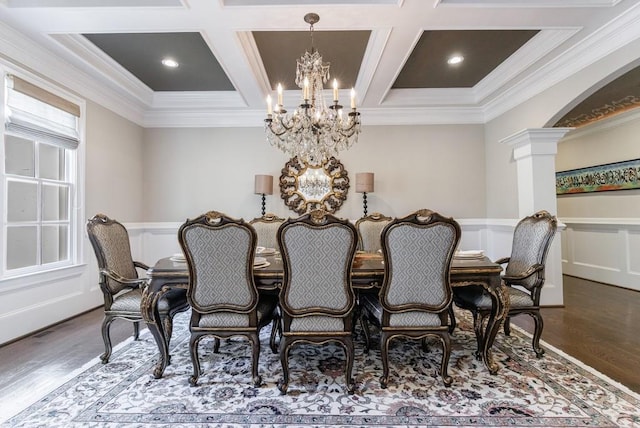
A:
141,252,505,379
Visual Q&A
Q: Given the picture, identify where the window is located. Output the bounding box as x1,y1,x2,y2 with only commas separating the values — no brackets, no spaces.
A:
2,73,81,278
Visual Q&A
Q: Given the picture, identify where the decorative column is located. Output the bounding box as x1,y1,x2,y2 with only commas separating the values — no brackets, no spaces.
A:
501,128,572,306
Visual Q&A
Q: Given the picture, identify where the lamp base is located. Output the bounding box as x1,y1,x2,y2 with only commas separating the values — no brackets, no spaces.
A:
362,192,368,217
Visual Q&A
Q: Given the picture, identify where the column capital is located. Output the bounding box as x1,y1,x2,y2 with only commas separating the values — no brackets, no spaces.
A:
501,128,573,160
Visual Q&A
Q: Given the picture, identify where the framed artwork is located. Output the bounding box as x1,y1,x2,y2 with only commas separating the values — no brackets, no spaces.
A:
556,158,640,195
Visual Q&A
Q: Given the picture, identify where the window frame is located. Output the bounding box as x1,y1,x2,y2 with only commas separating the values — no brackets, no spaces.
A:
1,64,85,282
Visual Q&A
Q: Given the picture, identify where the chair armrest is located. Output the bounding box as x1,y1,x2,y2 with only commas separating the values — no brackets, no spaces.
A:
134,261,150,271
100,268,148,289
502,263,544,282
494,257,510,265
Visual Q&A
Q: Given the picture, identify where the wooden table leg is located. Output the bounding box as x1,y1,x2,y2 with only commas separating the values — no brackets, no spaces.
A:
479,273,509,374
141,280,172,379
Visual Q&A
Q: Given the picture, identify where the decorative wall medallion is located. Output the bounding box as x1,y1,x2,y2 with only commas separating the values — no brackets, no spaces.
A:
279,156,349,215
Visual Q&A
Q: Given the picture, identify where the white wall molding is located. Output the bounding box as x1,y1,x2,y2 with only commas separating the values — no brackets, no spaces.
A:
561,217,640,291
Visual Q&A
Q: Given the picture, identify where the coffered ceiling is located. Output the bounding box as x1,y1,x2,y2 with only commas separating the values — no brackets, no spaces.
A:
0,0,639,128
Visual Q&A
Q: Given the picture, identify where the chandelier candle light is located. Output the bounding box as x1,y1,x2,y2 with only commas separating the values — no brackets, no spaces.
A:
264,13,361,167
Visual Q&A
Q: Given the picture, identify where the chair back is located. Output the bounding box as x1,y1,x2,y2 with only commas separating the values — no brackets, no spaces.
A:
87,213,138,295
506,210,558,290
355,212,392,252
278,210,357,317
380,209,461,314
178,211,258,314
249,213,285,251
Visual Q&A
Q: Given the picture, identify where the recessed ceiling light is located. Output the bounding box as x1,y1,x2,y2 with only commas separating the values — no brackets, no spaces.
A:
162,58,179,68
447,55,464,65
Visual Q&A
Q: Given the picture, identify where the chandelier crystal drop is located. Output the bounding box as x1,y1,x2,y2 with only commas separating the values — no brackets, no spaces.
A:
264,13,361,166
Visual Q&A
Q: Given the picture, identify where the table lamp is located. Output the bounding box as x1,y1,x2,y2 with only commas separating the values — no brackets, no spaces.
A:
254,174,273,216
355,172,374,216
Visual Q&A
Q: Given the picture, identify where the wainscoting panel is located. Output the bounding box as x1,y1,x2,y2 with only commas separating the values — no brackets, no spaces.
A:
561,218,640,292
629,229,640,275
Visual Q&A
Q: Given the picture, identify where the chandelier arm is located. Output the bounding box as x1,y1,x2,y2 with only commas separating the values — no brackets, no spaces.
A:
264,12,361,167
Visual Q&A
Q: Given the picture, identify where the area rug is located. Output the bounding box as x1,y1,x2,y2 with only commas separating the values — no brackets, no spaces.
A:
2,309,639,428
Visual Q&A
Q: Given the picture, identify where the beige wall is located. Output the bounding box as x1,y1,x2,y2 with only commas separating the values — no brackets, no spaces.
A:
85,101,146,222
141,124,487,222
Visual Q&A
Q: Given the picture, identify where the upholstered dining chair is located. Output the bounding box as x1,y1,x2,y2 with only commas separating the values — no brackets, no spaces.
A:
87,213,189,364
276,210,358,395
360,209,461,387
453,210,557,358
355,212,392,253
249,213,286,252
178,211,279,387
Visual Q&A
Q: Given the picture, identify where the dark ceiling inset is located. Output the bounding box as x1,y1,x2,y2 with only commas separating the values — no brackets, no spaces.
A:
393,30,539,89
253,30,370,91
554,66,640,128
83,32,235,91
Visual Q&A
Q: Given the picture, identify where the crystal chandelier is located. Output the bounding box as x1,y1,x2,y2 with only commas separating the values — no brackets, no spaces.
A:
264,13,361,167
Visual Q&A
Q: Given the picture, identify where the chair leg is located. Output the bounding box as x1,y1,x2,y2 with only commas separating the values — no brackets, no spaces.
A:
213,338,220,353
277,337,292,395
133,321,140,340
360,314,371,354
448,306,457,333
269,312,281,354
342,338,355,395
421,337,429,352
188,335,201,387
380,332,391,389
100,316,115,364
503,316,512,336
438,333,453,387
531,312,545,358
249,333,262,387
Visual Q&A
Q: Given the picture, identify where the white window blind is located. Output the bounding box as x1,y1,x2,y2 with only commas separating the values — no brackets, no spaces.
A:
5,75,80,150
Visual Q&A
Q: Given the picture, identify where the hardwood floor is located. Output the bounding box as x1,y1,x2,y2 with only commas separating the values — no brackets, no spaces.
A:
511,275,640,394
0,275,638,422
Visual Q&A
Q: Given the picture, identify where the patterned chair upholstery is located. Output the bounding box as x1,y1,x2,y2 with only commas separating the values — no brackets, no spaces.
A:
360,209,461,387
276,210,358,395
454,210,557,358
178,211,279,387
87,214,189,364
249,213,285,252
355,212,392,253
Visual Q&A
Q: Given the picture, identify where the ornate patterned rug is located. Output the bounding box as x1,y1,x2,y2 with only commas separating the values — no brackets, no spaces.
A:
2,310,639,427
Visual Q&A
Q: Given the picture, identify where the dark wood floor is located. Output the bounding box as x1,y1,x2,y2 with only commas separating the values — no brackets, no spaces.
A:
511,275,640,394
0,274,638,420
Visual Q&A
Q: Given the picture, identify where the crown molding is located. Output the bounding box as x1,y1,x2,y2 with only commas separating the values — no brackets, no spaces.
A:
436,0,622,7
560,106,640,142
473,28,579,103
51,34,154,108
483,2,640,122
0,22,146,125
